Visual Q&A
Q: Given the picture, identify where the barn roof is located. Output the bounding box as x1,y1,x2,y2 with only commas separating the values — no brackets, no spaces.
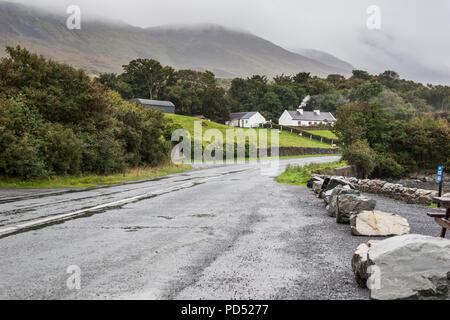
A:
131,99,175,108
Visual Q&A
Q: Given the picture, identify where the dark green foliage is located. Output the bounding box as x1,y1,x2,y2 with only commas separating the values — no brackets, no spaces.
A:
0,47,169,179
163,70,230,123
99,66,231,124
352,81,384,102
293,72,311,84
342,140,377,178
374,155,405,178
79,129,126,175
42,123,83,175
352,70,371,80
121,58,175,100
336,102,450,178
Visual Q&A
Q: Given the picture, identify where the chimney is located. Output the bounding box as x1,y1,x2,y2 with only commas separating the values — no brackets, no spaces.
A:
314,110,321,116
297,106,304,115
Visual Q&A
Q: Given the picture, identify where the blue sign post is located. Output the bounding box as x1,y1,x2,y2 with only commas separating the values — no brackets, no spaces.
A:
437,165,444,183
437,165,444,207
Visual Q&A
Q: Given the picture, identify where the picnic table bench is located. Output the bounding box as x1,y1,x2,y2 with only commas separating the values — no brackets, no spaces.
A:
428,197,450,238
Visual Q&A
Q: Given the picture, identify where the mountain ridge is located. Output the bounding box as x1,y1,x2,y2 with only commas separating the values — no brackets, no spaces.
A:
294,48,354,73
0,1,353,78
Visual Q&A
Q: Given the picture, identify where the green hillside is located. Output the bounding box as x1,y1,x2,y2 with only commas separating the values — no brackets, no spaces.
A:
165,114,332,148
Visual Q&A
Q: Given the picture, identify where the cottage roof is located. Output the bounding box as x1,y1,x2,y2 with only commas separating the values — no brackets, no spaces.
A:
286,110,335,122
230,112,259,120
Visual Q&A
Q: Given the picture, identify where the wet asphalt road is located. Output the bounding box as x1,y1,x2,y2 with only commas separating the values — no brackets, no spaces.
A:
0,156,437,300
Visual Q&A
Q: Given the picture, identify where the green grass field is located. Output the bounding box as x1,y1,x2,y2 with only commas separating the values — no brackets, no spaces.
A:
165,114,333,148
276,160,347,187
304,130,338,140
0,164,192,189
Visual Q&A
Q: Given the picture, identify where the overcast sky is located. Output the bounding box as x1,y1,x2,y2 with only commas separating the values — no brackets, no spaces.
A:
7,0,450,83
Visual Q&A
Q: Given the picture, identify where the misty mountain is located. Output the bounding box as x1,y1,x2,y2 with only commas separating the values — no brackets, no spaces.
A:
294,49,354,74
0,1,351,78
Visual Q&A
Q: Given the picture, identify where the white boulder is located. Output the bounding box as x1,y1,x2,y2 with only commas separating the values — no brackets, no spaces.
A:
367,234,450,300
350,210,410,236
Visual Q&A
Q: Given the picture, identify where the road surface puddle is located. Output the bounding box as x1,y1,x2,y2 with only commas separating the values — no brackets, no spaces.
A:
157,216,175,220
191,214,216,218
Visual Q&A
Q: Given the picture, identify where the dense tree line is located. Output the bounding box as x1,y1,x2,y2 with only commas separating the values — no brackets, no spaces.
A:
335,102,449,178
97,62,229,123
0,47,170,179
99,60,450,125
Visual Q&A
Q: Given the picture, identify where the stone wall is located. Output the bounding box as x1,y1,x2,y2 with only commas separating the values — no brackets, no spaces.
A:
313,175,440,206
260,147,341,157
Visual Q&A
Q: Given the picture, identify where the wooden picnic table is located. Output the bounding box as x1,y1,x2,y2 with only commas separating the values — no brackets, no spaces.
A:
428,197,450,238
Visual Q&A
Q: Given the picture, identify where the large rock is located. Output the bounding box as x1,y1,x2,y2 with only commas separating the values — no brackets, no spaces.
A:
351,240,381,287
414,189,438,205
307,176,324,189
336,195,376,224
323,189,334,205
350,210,410,236
327,187,360,217
324,184,354,204
367,234,450,300
380,182,397,194
323,177,355,192
327,188,341,217
365,179,386,193
312,181,324,195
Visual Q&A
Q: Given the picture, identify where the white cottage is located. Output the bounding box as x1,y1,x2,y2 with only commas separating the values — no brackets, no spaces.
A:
226,112,267,128
279,108,336,127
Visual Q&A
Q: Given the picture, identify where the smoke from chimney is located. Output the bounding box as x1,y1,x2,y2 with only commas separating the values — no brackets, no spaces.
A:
297,95,310,115
299,95,310,109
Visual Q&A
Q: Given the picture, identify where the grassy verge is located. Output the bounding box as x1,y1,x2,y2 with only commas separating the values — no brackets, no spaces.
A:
276,160,347,187
0,163,192,189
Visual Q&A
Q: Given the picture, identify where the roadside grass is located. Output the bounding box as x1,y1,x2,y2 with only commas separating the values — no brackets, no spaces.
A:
304,130,338,140
0,163,192,189
276,160,347,187
165,114,333,149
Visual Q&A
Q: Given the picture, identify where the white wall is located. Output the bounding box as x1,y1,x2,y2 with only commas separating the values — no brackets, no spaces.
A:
279,110,298,126
242,112,266,128
226,119,240,127
279,110,336,127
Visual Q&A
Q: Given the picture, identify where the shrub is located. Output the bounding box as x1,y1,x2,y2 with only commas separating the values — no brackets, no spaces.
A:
342,140,377,178
0,48,170,180
374,155,405,178
79,129,125,175
0,135,47,179
42,123,83,175
0,97,47,178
